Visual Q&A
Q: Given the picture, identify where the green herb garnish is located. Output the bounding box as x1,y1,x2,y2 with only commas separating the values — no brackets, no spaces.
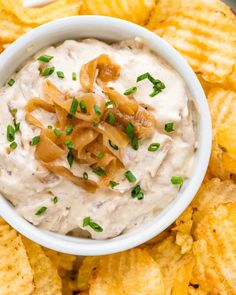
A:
83,172,88,180
124,86,137,95
53,128,61,138
35,206,47,216
125,122,135,139
41,66,55,77
131,137,139,150
83,216,103,232
47,125,53,129
37,55,53,63
31,135,40,146
67,150,74,167
9,141,17,149
69,98,79,116
136,72,165,97
94,104,101,115
65,140,74,149
93,167,106,177
8,79,15,87
92,120,98,126
131,185,144,200
13,119,20,132
52,196,58,204
124,170,136,183
171,176,184,185
148,143,160,152
165,122,174,132
7,125,15,142
56,71,64,79
109,139,119,150
11,108,18,116
80,100,87,113
105,100,115,108
109,180,119,189
72,72,77,81
66,125,73,135
96,153,104,159
107,113,116,124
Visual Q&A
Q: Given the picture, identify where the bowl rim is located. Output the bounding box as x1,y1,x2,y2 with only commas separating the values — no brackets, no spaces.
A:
0,15,212,255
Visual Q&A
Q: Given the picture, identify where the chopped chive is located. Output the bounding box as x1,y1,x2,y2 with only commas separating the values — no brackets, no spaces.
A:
124,86,137,95
69,98,79,116
80,100,87,113
107,113,116,124
11,108,18,117
8,79,15,87
137,72,165,96
9,141,17,149
72,72,77,81
148,143,160,152
53,128,61,138
165,122,174,132
124,170,136,183
37,55,54,63
131,185,144,200
93,167,106,177
125,122,135,139
137,72,155,84
65,140,74,149
83,172,88,180
109,139,119,150
92,120,98,126
83,216,103,232
131,137,139,150
67,150,74,167
105,100,115,108
31,135,40,146
52,196,58,204
94,104,101,115
7,125,15,142
171,176,184,185
96,153,104,159
56,71,64,79
66,125,73,135
109,180,119,189
13,119,20,132
35,206,47,216
47,125,53,129
41,66,55,77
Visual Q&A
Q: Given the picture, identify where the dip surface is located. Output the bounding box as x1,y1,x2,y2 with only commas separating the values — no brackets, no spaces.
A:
0,39,196,239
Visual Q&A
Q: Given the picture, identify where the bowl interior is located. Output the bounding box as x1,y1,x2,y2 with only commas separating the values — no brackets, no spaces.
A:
0,16,211,255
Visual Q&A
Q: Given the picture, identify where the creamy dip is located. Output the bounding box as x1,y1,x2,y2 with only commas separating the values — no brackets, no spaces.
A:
0,38,196,239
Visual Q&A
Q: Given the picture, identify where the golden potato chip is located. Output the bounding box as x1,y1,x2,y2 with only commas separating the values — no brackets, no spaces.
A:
217,120,236,154
207,88,236,178
148,236,193,295
89,249,165,295
172,207,193,254
78,257,100,291
81,0,155,25
22,238,62,295
192,202,236,294
153,0,236,84
147,0,192,30
1,0,81,25
0,218,34,295
222,152,236,174
43,248,76,272
192,178,236,233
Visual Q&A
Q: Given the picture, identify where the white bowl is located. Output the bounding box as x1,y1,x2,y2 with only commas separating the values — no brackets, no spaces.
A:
0,16,211,255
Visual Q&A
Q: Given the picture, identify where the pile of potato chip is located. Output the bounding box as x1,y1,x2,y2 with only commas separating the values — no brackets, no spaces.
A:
0,0,235,294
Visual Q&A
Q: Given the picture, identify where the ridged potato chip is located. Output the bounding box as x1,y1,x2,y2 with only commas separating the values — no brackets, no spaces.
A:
81,0,155,25
172,207,193,254
208,88,236,179
43,248,76,272
192,178,236,233
89,249,165,295
152,0,236,84
192,202,236,294
148,236,193,295
1,0,81,25
22,238,62,295
0,218,34,295
78,257,100,291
